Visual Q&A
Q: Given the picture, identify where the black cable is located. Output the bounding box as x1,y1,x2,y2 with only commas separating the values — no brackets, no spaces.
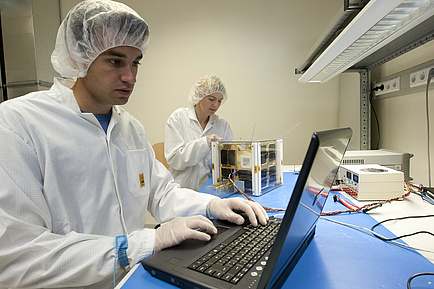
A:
373,230,434,241
412,190,434,205
371,84,384,149
421,187,434,205
371,214,434,241
407,272,434,289
370,92,381,150
406,182,434,205
426,68,434,187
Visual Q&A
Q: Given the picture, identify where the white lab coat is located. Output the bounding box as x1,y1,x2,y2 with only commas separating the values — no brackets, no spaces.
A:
0,78,217,289
164,106,234,191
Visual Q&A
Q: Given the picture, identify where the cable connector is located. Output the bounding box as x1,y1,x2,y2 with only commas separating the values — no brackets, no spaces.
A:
362,203,382,213
428,68,434,85
428,67,434,78
372,84,384,92
421,187,434,204
333,195,359,211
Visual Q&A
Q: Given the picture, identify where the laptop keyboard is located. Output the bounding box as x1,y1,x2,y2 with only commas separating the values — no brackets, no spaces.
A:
187,218,281,284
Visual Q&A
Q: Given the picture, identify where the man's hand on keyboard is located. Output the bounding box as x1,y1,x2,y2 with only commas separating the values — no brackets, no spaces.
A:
206,198,269,227
154,215,218,253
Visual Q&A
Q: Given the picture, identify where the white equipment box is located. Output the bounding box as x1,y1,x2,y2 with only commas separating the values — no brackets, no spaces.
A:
211,139,283,196
340,164,404,201
342,149,413,181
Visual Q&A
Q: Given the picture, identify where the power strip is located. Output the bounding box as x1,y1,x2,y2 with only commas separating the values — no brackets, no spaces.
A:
410,64,434,88
372,59,434,100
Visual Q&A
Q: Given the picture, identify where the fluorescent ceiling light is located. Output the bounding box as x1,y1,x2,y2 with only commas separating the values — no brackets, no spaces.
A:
299,0,434,84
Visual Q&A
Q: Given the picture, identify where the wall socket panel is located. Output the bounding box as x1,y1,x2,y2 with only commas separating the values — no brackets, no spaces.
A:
410,65,434,88
374,76,401,96
372,60,434,100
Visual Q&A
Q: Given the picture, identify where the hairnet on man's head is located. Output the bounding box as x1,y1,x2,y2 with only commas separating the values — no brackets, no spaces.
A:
187,75,227,106
51,0,150,78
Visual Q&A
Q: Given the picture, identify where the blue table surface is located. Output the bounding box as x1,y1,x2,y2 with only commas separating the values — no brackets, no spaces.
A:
120,172,434,289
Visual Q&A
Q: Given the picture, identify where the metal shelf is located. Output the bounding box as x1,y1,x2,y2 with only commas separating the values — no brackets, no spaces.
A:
295,3,434,150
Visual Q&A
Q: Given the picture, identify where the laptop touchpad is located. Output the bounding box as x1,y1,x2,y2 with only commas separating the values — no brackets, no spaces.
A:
212,225,228,240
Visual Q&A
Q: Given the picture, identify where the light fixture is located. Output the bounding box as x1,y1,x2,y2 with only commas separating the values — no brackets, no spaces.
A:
298,0,434,84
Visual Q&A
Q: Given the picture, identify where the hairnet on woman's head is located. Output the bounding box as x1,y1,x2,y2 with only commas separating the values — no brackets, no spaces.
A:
187,75,227,106
51,0,150,78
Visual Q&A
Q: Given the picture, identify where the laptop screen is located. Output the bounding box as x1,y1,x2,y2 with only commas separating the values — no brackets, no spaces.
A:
261,128,352,288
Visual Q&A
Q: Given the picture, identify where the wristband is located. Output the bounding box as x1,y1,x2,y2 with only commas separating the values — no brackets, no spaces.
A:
115,235,130,267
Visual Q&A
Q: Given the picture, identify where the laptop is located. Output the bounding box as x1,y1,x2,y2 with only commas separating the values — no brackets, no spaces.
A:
142,127,352,289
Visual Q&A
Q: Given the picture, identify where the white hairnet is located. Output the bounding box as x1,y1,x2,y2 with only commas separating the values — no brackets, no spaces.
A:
187,75,227,106
51,0,150,78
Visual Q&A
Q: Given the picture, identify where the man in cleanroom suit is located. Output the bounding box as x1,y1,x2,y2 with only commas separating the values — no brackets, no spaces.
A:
0,1,268,288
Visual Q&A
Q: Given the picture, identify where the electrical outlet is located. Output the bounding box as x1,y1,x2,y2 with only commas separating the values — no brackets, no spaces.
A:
410,65,434,88
374,76,401,96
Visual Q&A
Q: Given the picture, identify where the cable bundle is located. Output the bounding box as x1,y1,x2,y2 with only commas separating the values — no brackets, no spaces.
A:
321,182,412,216
228,171,285,212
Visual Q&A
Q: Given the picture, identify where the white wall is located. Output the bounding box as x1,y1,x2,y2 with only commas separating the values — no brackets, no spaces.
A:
371,41,434,185
339,71,361,151
60,0,344,165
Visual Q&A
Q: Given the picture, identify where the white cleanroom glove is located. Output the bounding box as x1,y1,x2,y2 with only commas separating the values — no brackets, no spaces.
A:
206,134,223,147
154,215,217,253
206,198,269,227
